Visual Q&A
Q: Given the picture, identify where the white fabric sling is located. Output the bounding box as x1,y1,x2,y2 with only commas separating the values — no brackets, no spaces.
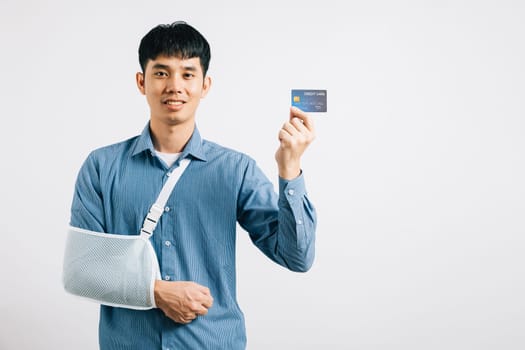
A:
62,158,191,310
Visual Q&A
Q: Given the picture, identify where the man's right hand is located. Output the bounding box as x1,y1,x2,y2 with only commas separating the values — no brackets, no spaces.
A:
154,280,214,324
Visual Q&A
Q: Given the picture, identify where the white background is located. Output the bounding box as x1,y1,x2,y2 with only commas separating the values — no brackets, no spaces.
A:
1,0,524,349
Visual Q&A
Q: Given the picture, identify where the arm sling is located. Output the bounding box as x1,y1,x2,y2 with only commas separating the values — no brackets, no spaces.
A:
62,158,191,310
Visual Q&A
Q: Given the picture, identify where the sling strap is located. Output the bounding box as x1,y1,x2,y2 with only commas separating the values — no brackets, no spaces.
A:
140,157,191,237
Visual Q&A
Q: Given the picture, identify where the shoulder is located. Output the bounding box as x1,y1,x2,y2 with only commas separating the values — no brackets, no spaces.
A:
86,135,139,164
201,139,255,168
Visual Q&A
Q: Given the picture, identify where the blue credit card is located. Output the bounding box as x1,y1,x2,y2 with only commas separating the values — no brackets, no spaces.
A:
291,89,327,112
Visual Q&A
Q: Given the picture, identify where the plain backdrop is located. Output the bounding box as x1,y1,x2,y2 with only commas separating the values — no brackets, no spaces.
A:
1,0,524,349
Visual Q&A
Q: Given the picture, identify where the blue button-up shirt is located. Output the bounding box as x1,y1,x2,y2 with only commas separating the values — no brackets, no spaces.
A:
70,124,317,349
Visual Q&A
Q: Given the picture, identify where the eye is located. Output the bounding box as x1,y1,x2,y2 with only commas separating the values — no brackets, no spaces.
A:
154,71,168,77
183,73,195,79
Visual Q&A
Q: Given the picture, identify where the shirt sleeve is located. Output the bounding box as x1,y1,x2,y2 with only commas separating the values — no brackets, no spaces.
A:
69,152,106,233
236,159,317,272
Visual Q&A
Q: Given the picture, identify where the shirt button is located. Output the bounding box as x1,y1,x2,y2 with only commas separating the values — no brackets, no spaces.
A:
297,219,303,225
164,275,171,281
164,206,170,212
164,240,172,247
288,189,295,196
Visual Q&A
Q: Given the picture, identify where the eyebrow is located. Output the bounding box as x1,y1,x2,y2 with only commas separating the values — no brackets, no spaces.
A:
151,63,198,71
182,65,198,72
151,63,170,70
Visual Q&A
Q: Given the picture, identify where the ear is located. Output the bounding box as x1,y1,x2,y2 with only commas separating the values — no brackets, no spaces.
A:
200,75,212,99
136,72,146,95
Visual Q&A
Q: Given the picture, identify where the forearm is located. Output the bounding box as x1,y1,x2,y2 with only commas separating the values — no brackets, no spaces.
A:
274,175,317,271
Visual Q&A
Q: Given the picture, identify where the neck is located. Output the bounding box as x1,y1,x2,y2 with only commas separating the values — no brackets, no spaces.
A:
149,119,195,153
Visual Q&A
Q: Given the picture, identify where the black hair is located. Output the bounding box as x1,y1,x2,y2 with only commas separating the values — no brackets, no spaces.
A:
138,21,211,76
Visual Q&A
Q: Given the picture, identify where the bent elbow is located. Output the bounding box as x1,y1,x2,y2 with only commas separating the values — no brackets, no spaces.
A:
290,262,313,273
288,248,315,273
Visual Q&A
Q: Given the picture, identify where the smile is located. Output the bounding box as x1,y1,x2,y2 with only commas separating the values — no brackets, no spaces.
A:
164,100,185,105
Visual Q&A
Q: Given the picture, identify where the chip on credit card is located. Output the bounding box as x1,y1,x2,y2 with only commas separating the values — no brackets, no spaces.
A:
291,89,327,113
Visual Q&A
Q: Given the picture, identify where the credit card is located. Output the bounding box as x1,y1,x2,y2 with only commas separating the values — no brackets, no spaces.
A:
291,89,327,113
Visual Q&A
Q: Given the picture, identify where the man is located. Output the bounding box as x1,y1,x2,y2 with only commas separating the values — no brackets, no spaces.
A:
70,21,317,349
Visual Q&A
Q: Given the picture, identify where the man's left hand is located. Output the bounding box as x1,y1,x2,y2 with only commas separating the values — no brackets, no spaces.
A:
275,106,316,180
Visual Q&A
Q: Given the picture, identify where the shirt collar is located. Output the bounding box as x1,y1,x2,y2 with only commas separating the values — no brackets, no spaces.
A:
131,122,207,162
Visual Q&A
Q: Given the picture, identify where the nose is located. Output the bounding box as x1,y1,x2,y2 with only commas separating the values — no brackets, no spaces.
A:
165,74,184,94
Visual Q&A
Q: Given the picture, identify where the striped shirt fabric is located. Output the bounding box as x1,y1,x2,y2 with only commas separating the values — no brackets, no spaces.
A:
70,123,317,349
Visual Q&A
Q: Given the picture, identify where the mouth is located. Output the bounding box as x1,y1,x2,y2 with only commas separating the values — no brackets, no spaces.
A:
163,99,186,106
162,98,186,111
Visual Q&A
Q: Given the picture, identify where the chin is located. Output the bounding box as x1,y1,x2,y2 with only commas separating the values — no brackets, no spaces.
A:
165,116,193,126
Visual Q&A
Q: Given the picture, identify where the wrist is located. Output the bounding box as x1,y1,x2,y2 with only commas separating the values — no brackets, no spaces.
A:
154,280,164,307
278,165,301,180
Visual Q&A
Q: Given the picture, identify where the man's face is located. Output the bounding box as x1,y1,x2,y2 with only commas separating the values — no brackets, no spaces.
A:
136,55,211,127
